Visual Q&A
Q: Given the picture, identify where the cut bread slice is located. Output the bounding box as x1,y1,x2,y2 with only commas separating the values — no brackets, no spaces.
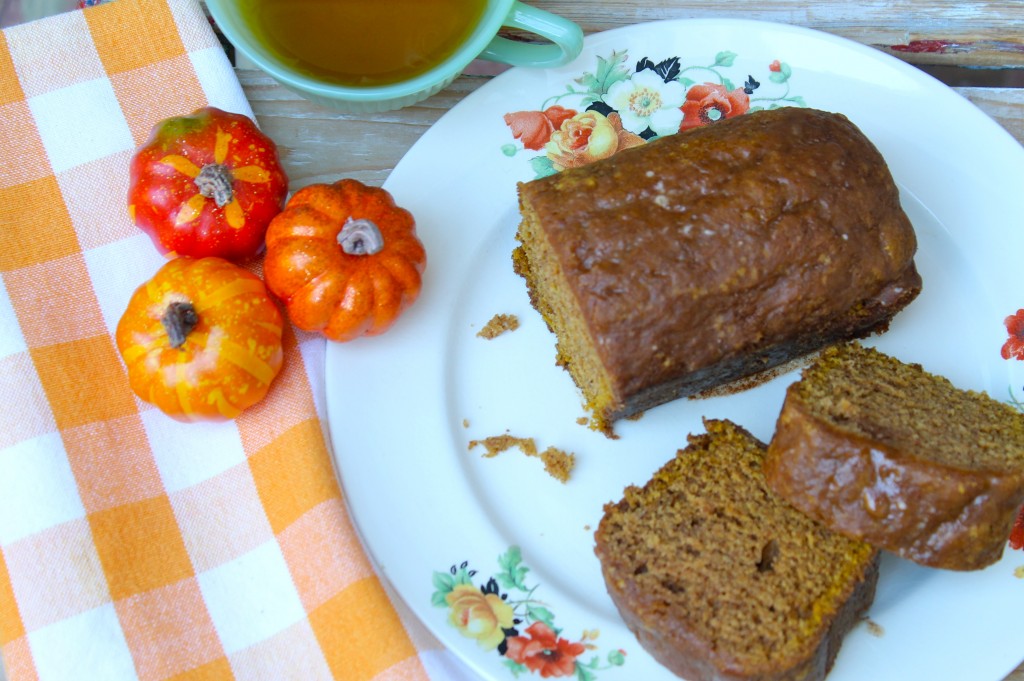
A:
594,419,879,681
764,342,1024,570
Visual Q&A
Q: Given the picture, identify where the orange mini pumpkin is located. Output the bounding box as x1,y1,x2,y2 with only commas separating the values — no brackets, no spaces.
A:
115,257,284,421
263,179,426,341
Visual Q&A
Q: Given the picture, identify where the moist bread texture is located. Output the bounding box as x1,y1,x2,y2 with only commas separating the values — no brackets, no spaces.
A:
764,342,1024,571
513,107,921,435
594,419,880,681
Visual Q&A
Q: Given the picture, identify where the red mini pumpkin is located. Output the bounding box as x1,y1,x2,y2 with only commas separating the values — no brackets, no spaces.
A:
128,107,288,262
263,179,426,341
115,257,284,421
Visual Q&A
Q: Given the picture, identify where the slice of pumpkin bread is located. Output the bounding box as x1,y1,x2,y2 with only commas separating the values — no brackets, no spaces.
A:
764,342,1024,571
594,419,879,681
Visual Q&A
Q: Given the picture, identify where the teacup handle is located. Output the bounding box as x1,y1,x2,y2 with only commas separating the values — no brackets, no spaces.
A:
480,1,584,68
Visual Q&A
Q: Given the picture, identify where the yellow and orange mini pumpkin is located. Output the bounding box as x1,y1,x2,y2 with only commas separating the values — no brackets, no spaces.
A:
115,257,284,421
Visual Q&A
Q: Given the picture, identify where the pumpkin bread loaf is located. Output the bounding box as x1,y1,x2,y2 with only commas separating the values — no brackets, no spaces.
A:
513,107,921,435
764,342,1024,571
594,419,880,681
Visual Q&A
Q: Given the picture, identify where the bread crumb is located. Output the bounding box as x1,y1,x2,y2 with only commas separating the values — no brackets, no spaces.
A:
469,434,575,483
576,416,588,426
477,313,520,339
469,434,537,458
539,446,575,483
462,418,470,428
863,618,885,637
1014,565,1024,579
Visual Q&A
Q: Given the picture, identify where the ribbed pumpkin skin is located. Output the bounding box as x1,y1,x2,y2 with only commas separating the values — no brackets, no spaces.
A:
128,107,288,262
263,179,426,342
116,256,284,421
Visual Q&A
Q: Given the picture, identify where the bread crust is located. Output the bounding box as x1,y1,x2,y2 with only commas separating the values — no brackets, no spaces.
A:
599,539,880,681
765,388,1024,571
515,107,921,434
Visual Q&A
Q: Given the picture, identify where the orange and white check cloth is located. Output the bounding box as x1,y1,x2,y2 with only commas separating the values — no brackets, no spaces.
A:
0,1,472,679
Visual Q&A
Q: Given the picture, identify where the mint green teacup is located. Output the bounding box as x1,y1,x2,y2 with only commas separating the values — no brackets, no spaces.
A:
205,0,584,113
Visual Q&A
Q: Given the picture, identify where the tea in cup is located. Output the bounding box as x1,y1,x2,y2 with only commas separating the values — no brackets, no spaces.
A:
205,0,584,112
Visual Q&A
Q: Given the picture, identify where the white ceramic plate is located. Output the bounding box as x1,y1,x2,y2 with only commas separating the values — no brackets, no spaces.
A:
325,19,1024,681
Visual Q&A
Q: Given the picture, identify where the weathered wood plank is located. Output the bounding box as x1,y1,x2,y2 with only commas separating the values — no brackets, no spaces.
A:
955,86,1024,141
241,71,1024,189
518,1,1024,66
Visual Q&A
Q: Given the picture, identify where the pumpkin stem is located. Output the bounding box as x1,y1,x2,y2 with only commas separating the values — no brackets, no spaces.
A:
195,163,234,207
162,301,199,350
338,217,384,256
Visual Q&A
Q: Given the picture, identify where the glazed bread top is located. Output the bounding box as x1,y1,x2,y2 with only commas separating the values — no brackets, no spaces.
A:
517,107,919,399
779,342,1024,473
763,342,1024,570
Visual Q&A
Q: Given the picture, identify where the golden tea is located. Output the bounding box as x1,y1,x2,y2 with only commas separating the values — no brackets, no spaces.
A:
237,0,489,87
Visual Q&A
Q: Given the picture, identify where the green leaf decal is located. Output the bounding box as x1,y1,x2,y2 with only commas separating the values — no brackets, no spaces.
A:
714,50,738,66
497,546,530,590
526,604,555,627
529,155,557,179
432,570,454,594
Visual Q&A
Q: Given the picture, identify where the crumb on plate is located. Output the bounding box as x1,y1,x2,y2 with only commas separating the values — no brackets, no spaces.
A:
469,434,575,483
476,313,520,339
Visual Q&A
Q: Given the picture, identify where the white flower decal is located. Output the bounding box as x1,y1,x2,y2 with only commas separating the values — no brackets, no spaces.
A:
602,69,685,137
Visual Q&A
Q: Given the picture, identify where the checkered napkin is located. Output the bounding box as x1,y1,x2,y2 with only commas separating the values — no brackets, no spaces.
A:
0,1,471,679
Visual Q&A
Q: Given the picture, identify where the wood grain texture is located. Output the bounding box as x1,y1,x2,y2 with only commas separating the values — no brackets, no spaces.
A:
516,0,1024,66
241,73,1024,191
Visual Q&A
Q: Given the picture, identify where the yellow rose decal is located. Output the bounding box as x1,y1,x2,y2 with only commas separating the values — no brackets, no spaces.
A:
545,111,644,171
432,549,628,678
446,583,515,650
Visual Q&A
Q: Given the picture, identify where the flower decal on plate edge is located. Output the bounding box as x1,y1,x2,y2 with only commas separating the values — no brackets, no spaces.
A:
1002,309,1024,551
1006,308,1024,416
501,50,805,178
432,546,627,678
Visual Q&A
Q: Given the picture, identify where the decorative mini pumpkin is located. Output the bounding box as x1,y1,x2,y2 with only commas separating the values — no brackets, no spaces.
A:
263,179,426,341
128,107,289,262
115,257,284,421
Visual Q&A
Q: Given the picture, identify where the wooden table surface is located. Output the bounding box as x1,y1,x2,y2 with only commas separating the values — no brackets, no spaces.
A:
231,1,1024,679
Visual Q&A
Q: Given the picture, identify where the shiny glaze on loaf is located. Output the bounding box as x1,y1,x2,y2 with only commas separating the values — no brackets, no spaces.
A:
517,107,921,427
765,392,1024,571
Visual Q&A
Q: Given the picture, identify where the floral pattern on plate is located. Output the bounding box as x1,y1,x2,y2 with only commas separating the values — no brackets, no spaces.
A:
1003,309,1024,550
1002,309,1024,364
501,50,806,178
432,546,627,679
1002,308,1023,415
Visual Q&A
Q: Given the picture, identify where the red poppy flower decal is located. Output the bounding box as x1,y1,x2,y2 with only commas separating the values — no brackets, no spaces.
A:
679,82,751,130
505,622,587,678
504,106,578,151
1010,509,1024,551
1001,309,1024,361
